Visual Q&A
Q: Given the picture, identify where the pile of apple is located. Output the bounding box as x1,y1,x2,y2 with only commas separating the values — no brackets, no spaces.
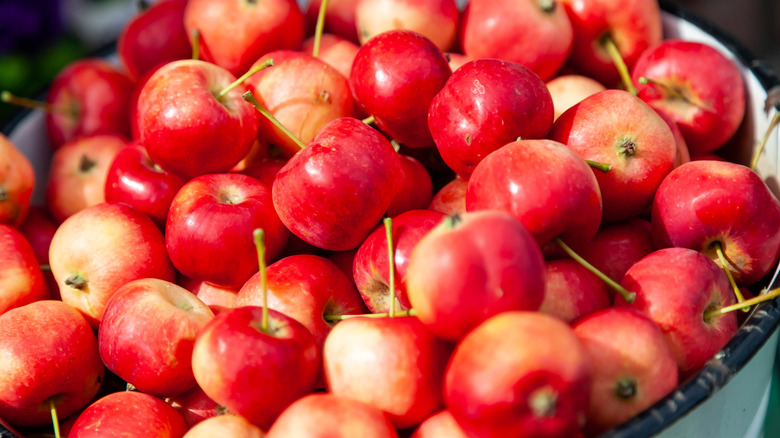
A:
2,0,780,437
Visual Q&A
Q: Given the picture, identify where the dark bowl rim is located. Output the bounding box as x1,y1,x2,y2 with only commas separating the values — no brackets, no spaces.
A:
1,1,780,437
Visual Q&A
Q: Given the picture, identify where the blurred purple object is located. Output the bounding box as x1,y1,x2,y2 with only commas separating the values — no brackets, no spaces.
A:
0,0,64,53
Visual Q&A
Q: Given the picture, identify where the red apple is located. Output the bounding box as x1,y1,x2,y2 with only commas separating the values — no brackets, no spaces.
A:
166,385,226,428
406,210,546,341
428,176,467,216
445,311,592,437
428,58,554,176
166,173,289,288
99,278,215,397
301,33,360,79
184,0,305,77
136,59,259,179
0,300,104,427
0,224,49,315
68,391,188,438
305,0,360,43
179,276,239,316
183,414,265,438
17,206,59,297
355,0,459,51
412,410,467,438
0,133,34,227
386,154,434,217
45,134,126,223
545,74,606,121
49,202,177,327
460,0,573,80
538,259,610,324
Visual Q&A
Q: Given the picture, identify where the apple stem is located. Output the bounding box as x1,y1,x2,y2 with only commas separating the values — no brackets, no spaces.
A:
1,90,72,116
243,91,306,150
704,286,780,319
49,398,61,438
216,59,273,100
585,159,611,173
312,0,330,58
554,236,636,303
637,76,687,101
40,264,51,271
384,217,397,318
390,139,401,153
712,241,749,311
323,308,417,321
601,34,637,95
362,115,375,125
750,111,780,170
253,228,269,334
191,29,200,61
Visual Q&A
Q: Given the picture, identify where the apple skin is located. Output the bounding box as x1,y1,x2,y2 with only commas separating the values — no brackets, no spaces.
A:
166,385,226,428
245,50,358,158
651,160,780,286
49,202,177,328
183,414,265,438
98,278,215,398
614,247,738,378
387,154,434,217
301,33,360,79
545,74,606,121
406,210,546,341
68,391,188,438
560,0,663,86
549,89,677,223
166,172,289,288
45,58,133,149
0,133,34,227
18,206,59,297
0,224,50,315
573,308,679,435
538,259,610,324
305,0,360,43
266,393,399,438
460,0,573,81
350,29,452,149
117,0,191,81
179,276,239,316
184,0,305,77
466,139,602,249
445,311,592,438
412,410,467,438
428,58,554,177
0,300,104,427
355,0,459,51
45,134,127,224
428,176,467,216
192,306,320,429
632,39,746,155
272,117,402,251
236,254,368,350
137,59,259,179
353,209,444,313
323,315,453,429
104,141,188,229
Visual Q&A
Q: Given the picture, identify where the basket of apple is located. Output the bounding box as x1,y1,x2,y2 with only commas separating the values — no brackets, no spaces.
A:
1,0,780,437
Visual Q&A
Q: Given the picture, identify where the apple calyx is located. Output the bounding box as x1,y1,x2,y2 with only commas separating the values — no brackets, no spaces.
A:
442,213,463,230
554,236,636,303
617,138,637,157
529,385,558,418
216,59,274,100
79,154,97,173
711,241,748,308
243,91,306,150
600,35,637,95
538,0,557,14
253,228,270,334
65,274,87,290
704,286,780,319
312,0,331,58
191,29,200,61
615,378,637,400
48,396,61,438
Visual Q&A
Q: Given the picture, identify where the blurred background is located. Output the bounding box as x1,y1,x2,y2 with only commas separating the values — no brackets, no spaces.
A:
0,0,779,126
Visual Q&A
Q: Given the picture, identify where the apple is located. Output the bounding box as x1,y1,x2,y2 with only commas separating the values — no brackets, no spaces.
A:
412,410,467,438
166,385,226,428
192,305,320,428
460,0,573,81
305,0,360,43
573,308,679,435
355,0,459,51
68,391,188,438
538,259,610,324
17,206,59,297
45,58,134,149
166,172,289,288
350,29,451,149
45,134,126,223
445,311,592,437
428,176,467,216
0,133,34,227
323,315,453,429
0,300,104,427
99,278,215,398
184,0,305,77
428,58,554,176
406,210,546,341
545,74,606,121
49,202,177,328
301,33,360,79
386,154,434,217
632,39,746,155
549,89,677,222
183,414,265,438
614,247,738,378
179,276,239,316
136,59,259,179
266,393,399,438
0,224,49,315
651,160,780,286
